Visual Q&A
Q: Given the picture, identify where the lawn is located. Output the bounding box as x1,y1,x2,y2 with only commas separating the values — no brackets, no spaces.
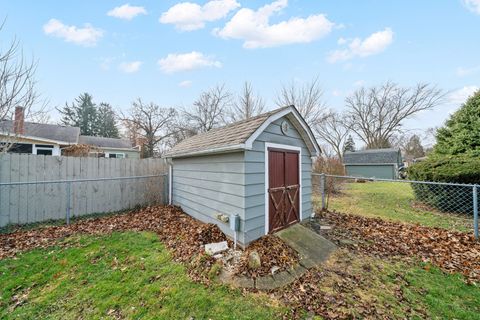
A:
0,232,283,320
288,249,480,319
326,181,472,232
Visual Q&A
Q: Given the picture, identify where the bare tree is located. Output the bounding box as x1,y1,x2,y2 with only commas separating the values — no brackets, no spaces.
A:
345,82,445,149
314,111,350,160
162,116,197,150
275,77,326,126
0,20,47,152
229,82,265,122
121,99,177,157
183,84,231,133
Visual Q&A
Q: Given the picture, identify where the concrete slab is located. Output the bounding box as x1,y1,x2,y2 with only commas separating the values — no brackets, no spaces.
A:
276,223,337,266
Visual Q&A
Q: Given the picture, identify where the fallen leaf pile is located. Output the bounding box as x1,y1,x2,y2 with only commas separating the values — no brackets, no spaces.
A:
235,235,299,278
310,210,480,284
0,206,226,277
0,206,298,283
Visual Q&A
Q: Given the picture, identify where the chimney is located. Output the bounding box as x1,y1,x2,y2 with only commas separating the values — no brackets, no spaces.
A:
13,106,25,135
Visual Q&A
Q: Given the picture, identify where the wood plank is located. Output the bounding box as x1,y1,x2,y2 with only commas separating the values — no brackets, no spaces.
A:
35,155,46,223
58,156,68,221
0,154,11,227
71,157,81,217
8,153,20,225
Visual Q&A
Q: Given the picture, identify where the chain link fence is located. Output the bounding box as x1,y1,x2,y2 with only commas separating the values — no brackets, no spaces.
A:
312,173,479,240
0,174,168,229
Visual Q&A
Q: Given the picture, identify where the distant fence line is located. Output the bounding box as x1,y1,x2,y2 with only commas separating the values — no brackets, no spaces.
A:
0,153,168,228
312,173,479,240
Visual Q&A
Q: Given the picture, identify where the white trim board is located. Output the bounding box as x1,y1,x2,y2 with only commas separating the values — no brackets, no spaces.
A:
246,106,320,156
264,142,302,235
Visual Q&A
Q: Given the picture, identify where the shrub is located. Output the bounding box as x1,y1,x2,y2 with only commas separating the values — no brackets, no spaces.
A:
312,157,345,195
407,155,480,214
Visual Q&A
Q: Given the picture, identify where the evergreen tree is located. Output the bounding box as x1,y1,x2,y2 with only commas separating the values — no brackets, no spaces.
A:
57,93,120,138
343,135,356,152
434,90,480,156
97,103,119,138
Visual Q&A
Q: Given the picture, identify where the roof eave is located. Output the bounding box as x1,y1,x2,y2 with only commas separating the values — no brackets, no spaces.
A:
164,143,246,159
0,132,74,145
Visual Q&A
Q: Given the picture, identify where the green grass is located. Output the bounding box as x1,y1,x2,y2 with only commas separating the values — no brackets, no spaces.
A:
0,232,283,320
320,250,480,319
402,263,480,319
326,181,472,231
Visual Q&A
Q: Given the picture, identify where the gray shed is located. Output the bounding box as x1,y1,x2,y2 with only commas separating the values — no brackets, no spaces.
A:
164,106,321,247
343,148,402,179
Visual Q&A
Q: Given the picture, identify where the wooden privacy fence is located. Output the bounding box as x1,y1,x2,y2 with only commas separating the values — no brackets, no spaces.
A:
0,153,168,228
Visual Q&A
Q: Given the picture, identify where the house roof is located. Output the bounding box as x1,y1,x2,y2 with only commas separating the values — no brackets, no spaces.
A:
78,135,135,150
0,120,79,144
343,148,402,165
164,105,321,158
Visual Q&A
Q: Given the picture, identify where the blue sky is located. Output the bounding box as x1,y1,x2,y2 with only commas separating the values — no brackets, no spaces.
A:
1,0,479,136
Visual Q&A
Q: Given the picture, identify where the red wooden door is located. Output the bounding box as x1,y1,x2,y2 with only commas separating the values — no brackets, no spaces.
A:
268,148,300,233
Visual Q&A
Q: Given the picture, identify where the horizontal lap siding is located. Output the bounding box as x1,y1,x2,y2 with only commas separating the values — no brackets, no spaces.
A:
244,117,313,244
345,164,395,179
172,152,246,244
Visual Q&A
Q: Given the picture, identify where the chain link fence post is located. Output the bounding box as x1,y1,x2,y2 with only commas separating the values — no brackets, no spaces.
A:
320,173,326,211
474,184,478,240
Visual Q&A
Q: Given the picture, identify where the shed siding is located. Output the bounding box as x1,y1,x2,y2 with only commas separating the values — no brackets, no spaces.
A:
103,149,140,159
171,152,247,244
244,117,313,243
345,164,395,179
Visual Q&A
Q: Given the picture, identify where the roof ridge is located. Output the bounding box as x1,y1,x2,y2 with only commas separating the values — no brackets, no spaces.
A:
175,105,292,141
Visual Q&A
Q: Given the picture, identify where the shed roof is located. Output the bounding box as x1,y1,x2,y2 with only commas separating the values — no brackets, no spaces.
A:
343,148,402,165
78,135,134,150
164,105,321,158
0,120,79,144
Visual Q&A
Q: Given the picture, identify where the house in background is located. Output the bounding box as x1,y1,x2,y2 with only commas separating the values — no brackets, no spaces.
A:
165,106,321,247
343,148,403,179
78,136,140,158
0,107,140,158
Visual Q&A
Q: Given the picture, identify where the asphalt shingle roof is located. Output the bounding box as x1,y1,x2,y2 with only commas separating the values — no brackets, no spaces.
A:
343,148,402,165
164,106,293,158
0,120,79,144
78,135,133,149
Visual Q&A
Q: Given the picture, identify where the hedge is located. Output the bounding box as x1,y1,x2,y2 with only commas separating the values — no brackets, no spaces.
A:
407,155,480,214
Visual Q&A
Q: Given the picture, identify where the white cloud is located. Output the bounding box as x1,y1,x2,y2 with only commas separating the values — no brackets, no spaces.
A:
463,0,480,14
448,85,479,105
327,28,394,63
353,80,366,87
179,80,193,87
118,61,142,73
99,57,115,70
158,51,222,73
43,19,103,46
331,89,342,97
456,65,480,77
107,4,147,20
160,0,240,31
214,0,335,49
